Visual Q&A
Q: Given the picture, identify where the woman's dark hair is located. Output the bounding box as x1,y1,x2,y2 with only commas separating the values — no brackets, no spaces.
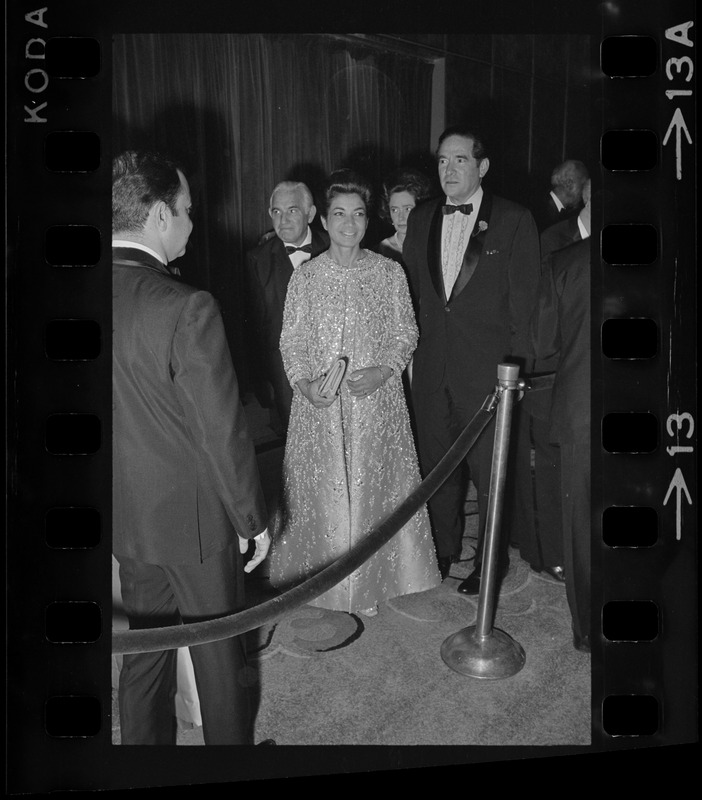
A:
322,168,374,214
380,168,433,220
112,150,183,234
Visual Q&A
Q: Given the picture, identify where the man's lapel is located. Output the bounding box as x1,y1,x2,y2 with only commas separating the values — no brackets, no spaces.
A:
449,191,493,302
427,201,447,303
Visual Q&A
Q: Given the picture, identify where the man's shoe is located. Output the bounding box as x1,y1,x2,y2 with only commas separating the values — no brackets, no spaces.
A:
573,633,590,653
437,555,459,580
531,564,566,583
456,567,481,595
457,559,510,595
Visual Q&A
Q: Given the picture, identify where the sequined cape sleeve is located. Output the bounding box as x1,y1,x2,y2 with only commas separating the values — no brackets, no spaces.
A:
377,255,418,377
279,264,314,388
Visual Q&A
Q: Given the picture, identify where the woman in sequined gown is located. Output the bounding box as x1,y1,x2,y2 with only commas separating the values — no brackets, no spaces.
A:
269,170,440,616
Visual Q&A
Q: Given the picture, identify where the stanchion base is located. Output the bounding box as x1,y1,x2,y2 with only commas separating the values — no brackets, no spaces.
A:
440,626,526,679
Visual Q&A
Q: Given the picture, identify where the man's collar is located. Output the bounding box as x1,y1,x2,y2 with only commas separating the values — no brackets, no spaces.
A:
280,227,312,248
112,240,166,265
577,216,590,240
444,186,483,210
550,190,565,211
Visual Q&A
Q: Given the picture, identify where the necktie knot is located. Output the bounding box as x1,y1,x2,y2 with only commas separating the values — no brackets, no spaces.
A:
285,244,313,255
442,203,473,216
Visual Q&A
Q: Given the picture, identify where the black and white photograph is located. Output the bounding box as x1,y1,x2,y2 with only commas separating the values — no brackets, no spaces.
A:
6,0,697,792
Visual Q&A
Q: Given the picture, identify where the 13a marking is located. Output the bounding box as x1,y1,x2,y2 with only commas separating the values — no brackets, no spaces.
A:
663,21,694,181
663,412,694,540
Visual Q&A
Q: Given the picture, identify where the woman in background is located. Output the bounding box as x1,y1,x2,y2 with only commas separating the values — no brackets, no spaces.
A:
376,168,433,268
269,169,440,616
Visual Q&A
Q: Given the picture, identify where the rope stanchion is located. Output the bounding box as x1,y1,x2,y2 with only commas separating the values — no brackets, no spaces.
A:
440,363,527,679
113,386,501,656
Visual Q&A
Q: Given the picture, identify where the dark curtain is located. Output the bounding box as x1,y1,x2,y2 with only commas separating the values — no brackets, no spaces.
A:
443,34,592,211
112,34,434,385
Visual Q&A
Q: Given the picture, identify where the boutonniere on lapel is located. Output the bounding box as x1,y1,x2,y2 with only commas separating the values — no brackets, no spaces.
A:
472,220,488,238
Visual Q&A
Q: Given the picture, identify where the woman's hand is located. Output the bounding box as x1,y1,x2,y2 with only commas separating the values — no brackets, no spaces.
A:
297,376,338,408
346,365,391,398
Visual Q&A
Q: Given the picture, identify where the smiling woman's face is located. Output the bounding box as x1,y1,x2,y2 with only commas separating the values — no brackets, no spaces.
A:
322,192,368,250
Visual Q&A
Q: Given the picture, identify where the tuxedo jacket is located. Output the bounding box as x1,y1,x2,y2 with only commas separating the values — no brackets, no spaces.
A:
540,214,583,259
534,193,581,233
403,192,541,412
112,247,267,566
246,228,329,356
526,212,585,420
530,238,591,443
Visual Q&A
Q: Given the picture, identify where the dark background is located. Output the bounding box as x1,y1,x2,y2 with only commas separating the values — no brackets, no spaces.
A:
112,32,593,388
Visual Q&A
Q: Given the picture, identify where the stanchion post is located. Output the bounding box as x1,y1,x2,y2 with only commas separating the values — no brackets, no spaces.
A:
440,363,527,679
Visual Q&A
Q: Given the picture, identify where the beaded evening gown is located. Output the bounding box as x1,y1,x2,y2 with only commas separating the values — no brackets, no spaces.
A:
269,250,440,612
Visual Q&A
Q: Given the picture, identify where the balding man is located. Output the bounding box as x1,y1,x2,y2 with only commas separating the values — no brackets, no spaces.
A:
540,178,591,258
246,181,329,432
535,159,589,232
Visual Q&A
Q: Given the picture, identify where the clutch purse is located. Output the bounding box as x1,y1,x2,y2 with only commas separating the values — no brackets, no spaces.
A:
318,356,348,399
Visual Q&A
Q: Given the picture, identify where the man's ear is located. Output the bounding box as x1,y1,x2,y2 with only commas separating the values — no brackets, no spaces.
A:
153,201,170,232
479,158,490,179
307,204,317,224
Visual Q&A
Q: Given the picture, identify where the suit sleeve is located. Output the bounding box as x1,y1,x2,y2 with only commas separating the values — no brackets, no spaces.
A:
530,253,561,367
244,249,270,374
508,207,542,369
171,290,267,539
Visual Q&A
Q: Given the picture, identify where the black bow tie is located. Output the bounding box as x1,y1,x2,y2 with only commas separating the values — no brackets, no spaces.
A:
285,244,313,255
442,203,473,215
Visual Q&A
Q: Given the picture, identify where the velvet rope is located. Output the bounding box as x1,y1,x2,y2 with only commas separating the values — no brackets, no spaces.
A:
112,392,499,655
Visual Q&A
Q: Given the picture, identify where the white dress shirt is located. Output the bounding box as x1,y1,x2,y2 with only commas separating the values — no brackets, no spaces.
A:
441,186,483,299
285,228,314,270
112,240,166,264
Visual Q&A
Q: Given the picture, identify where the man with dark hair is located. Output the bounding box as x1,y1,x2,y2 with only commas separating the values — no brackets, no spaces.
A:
246,180,328,433
404,126,541,594
112,150,270,744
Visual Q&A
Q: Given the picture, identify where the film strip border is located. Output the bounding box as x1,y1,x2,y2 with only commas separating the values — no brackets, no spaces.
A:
596,13,696,749
5,1,697,791
7,4,114,783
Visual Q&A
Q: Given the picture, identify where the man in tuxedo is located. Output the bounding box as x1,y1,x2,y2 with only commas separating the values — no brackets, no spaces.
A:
403,125,541,594
512,178,592,582
531,237,591,652
534,159,589,233
246,181,329,432
540,178,591,258
112,150,271,744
